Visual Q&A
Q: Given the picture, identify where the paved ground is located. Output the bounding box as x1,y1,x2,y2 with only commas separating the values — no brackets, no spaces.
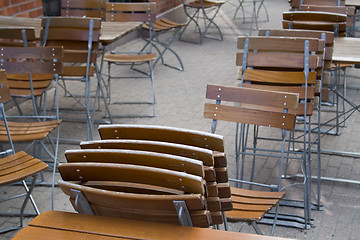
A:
1,0,360,239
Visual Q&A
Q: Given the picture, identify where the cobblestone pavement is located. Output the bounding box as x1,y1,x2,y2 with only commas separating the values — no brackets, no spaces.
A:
1,0,360,239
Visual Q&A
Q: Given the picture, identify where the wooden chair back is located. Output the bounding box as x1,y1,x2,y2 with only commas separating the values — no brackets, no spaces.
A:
0,27,56,103
0,27,36,46
283,11,347,37
41,17,101,78
290,0,345,10
258,29,333,103
105,2,156,23
58,162,213,227
204,84,299,130
98,124,225,152
300,5,355,29
236,36,323,116
61,0,106,21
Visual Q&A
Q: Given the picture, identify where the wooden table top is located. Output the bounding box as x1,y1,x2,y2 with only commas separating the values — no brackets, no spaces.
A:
333,37,360,64
0,16,141,45
12,211,291,240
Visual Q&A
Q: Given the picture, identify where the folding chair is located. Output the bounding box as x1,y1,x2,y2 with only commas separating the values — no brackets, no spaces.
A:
103,2,157,118
142,18,185,71
204,84,300,230
58,161,212,227
0,46,63,210
96,123,284,235
179,0,225,44
41,16,110,141
232,0,269,35
0,70,48,234
0,27,55,118
60,0,106,20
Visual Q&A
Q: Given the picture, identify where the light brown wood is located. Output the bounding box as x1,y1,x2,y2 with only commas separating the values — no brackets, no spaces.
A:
64,149,205,179
0,151,48,185
58,162,206,194
206,83,299,109
204,103,297,130
12,211,291,240
98,124,225,152
80,139,215,166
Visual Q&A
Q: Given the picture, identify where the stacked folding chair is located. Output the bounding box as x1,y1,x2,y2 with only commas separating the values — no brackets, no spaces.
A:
0,69,48,233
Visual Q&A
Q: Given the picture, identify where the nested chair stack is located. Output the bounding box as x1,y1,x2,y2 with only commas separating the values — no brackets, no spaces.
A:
103,2,157,118
179,0,225,44
57,124,235,227
205,36,325,230
0,70,48,234
41,16,109,141
95,124,285,235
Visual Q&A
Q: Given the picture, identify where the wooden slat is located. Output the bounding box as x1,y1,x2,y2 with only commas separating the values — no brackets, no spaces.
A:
204,103,297,130
240,68,317,84
98,124,225,152
58,163,206,194
206,84,299,110
236,52,321,69
237,36,324,53
65,149,205,179
80,139,215,167
59,181,206,212
258,29,334,45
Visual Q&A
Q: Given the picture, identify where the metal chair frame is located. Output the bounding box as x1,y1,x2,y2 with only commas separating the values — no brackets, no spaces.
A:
179,0,225,44
103,2,157,118
41,17,111,141
232,0,269,35
141,19,184,71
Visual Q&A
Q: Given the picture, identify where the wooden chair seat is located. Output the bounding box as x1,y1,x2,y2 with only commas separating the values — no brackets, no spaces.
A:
227,188,284,222
103,52,156,63
0,119,62,142
0,151,47,185
188,0,225,8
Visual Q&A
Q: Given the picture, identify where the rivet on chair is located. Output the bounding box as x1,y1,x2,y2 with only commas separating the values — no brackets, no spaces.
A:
83,155,87,158
76,169,80,172
179,178,183,182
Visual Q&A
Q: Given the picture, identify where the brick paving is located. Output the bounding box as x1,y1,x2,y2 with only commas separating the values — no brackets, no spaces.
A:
1,0,360,239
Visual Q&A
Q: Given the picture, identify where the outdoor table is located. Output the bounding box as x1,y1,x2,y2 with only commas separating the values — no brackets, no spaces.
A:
319,37,360,183
12,210,292,240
